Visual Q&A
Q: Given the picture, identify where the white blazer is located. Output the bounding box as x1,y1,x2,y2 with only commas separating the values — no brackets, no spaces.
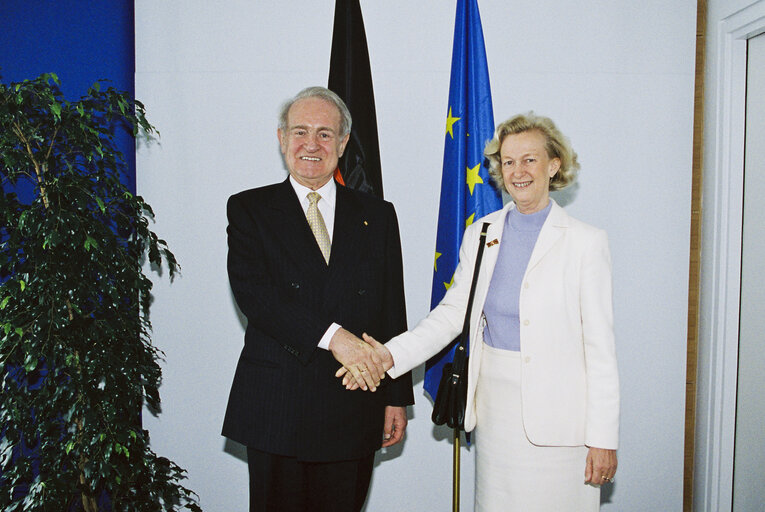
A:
387,200,619,449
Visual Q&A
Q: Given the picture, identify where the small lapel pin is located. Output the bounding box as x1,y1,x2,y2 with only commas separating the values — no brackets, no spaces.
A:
363,220,368,226
487,239,499,247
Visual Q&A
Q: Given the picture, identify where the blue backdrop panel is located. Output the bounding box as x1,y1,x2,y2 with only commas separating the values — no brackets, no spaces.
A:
1,2,135,507
1,0,136,191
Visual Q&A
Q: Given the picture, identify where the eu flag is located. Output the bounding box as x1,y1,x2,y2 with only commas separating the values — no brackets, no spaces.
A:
423,0,502,401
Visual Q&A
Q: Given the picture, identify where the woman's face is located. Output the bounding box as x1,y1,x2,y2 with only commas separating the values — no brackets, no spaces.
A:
500,130,560,214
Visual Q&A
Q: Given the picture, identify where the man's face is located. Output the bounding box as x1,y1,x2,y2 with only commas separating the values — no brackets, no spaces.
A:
277,97,349,190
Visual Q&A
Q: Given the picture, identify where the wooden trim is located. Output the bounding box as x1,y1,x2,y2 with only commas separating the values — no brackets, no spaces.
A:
684,0,707,509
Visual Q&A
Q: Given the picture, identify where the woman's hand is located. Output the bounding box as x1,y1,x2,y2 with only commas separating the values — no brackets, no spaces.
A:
335,333,394,390
584,447,617,485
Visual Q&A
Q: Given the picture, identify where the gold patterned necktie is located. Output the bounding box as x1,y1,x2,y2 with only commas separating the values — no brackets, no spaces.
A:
306,192,331,264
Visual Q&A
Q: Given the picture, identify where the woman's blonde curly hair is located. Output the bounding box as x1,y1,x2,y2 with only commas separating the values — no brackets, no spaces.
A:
484,112,579,191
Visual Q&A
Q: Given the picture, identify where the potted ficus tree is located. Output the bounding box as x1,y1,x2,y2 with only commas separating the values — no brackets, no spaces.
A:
0,74,200,511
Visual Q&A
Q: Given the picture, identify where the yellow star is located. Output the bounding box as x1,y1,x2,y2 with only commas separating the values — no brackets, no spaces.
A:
445,107,461,139
444,274,455,290
434,251,442,272
465,213,475,228
466,163,483,195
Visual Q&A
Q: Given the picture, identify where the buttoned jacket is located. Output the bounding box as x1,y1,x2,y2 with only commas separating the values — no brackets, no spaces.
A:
222,179,413,461
387,200,619,449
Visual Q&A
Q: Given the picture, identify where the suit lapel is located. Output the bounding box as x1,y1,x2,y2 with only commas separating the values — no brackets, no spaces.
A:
472,204,510,326
526,200,568,273
323,185,365,308
476,206,509,295
265,179,330,273
328,185,363,271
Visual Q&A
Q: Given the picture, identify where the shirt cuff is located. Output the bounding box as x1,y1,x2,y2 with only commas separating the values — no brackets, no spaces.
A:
318,323,342,350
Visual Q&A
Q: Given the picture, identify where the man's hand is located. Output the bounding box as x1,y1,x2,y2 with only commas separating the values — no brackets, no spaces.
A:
382,406,407,448
329,328,385,391
335,333,394,390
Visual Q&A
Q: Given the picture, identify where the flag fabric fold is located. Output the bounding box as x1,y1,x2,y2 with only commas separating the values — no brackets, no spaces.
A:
328,0,384,198
424,0,502,401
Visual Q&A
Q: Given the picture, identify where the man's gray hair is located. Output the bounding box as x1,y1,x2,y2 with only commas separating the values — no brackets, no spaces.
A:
278,86,352,137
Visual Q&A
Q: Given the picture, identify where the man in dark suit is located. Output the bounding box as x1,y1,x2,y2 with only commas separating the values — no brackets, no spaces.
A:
222,86,413,512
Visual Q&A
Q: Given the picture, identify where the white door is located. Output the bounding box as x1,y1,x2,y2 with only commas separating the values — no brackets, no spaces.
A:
732,31,765,512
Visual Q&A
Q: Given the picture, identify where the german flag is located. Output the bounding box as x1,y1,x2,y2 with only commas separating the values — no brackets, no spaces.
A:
328,0,384,199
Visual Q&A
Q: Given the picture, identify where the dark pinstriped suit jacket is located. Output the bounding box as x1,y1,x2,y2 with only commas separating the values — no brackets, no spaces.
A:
222,178,413,462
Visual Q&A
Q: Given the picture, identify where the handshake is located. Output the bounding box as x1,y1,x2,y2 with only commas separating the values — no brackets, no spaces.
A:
328,328,393,392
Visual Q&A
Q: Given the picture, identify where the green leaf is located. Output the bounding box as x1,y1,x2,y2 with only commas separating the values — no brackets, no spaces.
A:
0,296,9,310
23,353,36,371
19,280,26,292
50,101,62,119
84,236,98,251
15,327,23,337
95,196,106,213
65,440,75,454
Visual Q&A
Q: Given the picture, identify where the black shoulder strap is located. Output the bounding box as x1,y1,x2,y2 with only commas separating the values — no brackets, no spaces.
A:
457,222,491,348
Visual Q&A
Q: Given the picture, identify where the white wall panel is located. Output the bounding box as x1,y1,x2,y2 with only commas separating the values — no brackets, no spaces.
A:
135,2,696,510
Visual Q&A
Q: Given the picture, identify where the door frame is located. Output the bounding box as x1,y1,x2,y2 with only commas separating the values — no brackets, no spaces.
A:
696,2,765,510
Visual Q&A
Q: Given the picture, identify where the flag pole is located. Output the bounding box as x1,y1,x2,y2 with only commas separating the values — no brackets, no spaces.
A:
424,1,498,510
453,428,460,512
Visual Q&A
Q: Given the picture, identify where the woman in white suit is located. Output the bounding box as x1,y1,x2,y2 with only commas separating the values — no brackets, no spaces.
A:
340,112,619,511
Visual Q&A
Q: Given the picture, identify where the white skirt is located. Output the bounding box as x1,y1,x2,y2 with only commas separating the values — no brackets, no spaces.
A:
474,343,600,511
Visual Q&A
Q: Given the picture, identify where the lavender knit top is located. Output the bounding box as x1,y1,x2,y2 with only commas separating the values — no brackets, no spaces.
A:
482,201,552,351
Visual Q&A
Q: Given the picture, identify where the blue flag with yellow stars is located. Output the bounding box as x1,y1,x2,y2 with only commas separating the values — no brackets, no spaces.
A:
424,0,502,401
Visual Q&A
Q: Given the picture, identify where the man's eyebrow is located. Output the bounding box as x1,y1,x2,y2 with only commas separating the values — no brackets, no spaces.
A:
289,124,337,133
